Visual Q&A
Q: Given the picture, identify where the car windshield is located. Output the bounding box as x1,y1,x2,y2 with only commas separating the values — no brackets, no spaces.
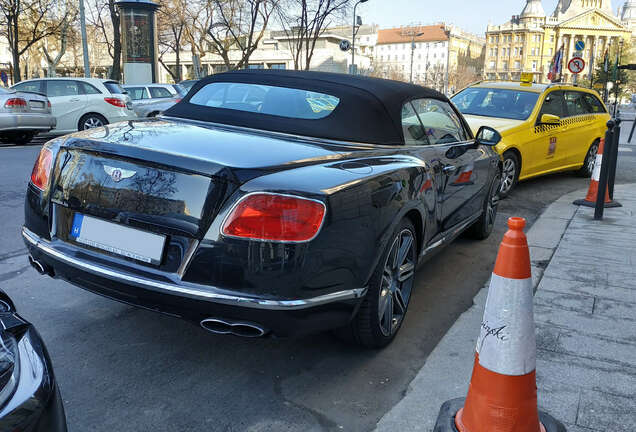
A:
451,87,540,121
189,82,340,120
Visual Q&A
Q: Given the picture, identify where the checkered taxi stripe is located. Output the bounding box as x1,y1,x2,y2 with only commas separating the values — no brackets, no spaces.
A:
534,114,596,134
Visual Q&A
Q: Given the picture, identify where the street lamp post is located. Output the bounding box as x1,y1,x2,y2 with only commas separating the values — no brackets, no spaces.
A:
409,32,424,83
351,0,369,74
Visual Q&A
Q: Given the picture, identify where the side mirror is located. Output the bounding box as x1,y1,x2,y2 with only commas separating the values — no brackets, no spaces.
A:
540,114,561,124
475,126,502,147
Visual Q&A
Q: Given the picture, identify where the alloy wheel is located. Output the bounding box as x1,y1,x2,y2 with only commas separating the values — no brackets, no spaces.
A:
377,229,416,337
83,116,104,130
586,143,599,174
500,158,516,194
486,175,501,231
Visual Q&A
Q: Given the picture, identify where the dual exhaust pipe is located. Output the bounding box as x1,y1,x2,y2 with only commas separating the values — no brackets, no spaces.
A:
28,255,54,277
200,318,268,338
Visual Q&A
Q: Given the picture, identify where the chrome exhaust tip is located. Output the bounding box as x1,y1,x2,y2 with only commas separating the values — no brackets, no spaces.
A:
28,255,46,275
200,318,267,338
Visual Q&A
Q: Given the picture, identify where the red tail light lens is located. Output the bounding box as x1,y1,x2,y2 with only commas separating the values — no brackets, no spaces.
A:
4,98,27,109
47,100,51,108
30,147,53,191
222,193,326,242
104,97,126,108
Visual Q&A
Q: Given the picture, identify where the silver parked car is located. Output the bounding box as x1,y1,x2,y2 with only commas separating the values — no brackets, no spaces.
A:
0,86,55,145
123,83,185,118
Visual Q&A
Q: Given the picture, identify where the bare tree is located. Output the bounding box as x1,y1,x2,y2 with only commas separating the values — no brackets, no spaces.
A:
0,0,70,82
276,0,351,70
205,0,278,70
157,0,187,81
87,0,121,80
41,7,77,77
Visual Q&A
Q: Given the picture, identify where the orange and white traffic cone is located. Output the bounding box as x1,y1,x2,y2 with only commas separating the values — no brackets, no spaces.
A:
573,138,620,208
434,217,565,432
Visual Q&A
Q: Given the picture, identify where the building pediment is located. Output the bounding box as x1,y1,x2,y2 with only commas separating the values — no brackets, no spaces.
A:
556,9,628,31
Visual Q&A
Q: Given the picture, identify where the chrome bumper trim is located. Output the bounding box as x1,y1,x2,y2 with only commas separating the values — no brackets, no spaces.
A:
22,227,367,311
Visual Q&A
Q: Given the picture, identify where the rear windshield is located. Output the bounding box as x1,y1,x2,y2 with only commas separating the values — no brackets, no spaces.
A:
451,87,540,121
189,82,340,120
172,84,187,97
0,87,8,94
104,81,126,94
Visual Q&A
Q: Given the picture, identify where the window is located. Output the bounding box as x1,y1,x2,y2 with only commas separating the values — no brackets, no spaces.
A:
514,61,521,70
410,98,468,145
126,87,148,100
46,80,80,97
103,81,126,94
80,82,102,95
532,61,537,71
149,86,173,98
401,102,428,145
550,35,555,43
565,91,592,116
12,80,42,94
582,93,606,113
539,91,566,119
451,88,540,121
189,82,340,120
248,64,264,69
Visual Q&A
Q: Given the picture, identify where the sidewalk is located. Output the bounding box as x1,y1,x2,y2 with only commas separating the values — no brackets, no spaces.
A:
376,184,636,432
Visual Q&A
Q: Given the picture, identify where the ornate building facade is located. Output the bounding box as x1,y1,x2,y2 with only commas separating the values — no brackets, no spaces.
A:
484,0,635,83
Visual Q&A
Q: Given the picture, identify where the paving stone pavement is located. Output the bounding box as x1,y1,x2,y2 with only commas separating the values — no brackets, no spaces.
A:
375,184,636,432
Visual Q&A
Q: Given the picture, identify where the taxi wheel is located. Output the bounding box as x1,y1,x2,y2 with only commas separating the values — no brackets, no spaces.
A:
577,140,599,177
499,151,520,198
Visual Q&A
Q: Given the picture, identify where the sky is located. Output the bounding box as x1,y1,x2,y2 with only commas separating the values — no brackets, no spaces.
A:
360,0,625,35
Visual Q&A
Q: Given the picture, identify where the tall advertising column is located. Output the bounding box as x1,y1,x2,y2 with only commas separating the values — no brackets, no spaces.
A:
115,0,159,84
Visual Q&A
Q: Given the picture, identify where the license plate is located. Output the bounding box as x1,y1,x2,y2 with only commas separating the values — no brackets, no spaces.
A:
29,100,44,109
70,214,165,264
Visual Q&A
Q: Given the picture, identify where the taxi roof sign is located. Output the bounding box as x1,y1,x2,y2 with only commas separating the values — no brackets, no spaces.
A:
520,72,534,86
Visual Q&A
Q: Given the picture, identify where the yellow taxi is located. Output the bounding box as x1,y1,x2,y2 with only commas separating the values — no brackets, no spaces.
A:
451,81,610,196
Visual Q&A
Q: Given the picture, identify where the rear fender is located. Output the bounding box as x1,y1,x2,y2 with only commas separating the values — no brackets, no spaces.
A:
210,155,437,291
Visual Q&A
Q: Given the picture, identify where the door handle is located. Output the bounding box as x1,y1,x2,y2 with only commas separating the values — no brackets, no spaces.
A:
70,98,80,102
443,165,458,174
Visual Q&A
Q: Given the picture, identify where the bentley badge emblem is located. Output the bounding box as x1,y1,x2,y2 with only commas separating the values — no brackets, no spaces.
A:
103,165,136,182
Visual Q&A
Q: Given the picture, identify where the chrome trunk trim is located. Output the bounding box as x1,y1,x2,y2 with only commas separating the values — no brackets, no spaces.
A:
22,227,367,311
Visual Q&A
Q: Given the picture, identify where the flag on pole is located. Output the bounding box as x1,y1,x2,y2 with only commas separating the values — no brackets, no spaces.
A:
548,45,564,82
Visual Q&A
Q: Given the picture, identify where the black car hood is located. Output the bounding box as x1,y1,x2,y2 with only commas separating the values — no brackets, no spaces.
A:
65,118,370,182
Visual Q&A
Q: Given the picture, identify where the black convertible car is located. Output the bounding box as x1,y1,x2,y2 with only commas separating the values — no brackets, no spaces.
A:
23,70,502,348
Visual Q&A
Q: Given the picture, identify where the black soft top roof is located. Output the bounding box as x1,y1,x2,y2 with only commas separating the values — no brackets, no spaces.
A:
164,69,448,145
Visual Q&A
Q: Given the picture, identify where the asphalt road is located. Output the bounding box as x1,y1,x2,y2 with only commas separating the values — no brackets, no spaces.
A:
1,133,635,432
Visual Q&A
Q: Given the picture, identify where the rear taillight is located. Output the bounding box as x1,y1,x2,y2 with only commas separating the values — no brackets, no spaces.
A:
47,100,51,109
104,97,126,108
30,147,53,191
174,98,182,103
4,98,27,109
221,193,326,242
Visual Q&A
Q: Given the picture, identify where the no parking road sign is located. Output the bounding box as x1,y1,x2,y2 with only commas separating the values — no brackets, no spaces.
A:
568,57,585,74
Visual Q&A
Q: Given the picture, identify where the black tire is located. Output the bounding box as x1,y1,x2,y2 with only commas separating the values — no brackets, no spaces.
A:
466,172,501,240
343,218,418,348
0,131,35,145
577,140,599,177
499,150,520,198
148,112,160,118
78,113,107,131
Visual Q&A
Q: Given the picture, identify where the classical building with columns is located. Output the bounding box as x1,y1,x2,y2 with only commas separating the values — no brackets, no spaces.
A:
484,0,635,83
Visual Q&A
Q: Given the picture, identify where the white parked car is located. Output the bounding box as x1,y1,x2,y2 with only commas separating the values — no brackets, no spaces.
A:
11,78,136,134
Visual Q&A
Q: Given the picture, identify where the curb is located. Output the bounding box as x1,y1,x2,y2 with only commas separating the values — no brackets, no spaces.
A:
374,188,585,432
